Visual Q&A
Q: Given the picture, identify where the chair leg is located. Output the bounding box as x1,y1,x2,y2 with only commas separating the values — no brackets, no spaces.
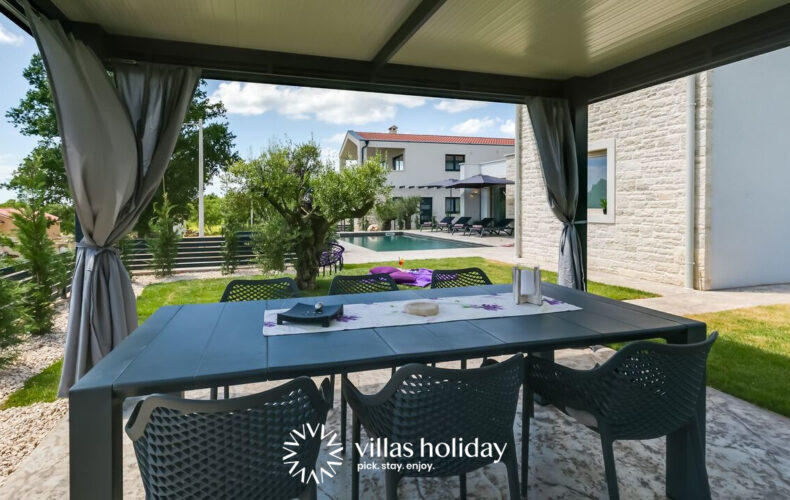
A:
522,386,533,498
600,433,620,500
341,373,348,453
223,385,229,399
504,439,521,500
300,482,317,500
689,416,710,494
461,359,467,369
352,415,361,500
459,473,467,499
385,469,400,500
329,374,336,406
210,387,218,400
391,366,396,376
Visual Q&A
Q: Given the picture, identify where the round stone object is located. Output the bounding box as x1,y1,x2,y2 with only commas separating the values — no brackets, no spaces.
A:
403,301,439,317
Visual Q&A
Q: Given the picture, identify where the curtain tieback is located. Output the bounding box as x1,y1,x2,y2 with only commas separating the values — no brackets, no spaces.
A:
77,242,120,271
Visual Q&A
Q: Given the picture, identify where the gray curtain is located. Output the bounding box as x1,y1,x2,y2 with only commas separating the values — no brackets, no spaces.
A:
525,97,586,290
25,6,200,396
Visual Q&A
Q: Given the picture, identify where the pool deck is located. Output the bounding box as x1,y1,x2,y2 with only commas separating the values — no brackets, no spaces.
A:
341,229,516,265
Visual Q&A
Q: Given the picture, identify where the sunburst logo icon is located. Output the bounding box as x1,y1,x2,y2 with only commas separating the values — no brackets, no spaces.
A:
283,423,344,484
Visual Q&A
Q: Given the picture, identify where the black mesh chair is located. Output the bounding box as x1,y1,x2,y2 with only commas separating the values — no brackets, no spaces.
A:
523,333,717,499
214,278,301,399
328,273,398,295
428,268,492,369
343,354,523,500
431,267,492,288
125,377,333,500
328,272,400,452
220,277,300,302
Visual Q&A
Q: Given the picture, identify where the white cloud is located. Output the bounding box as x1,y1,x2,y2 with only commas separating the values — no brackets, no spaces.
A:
0,24,24,46
210,82,426,125
499,119,515,136
451,117,497,135
434,99,486,113
324,132,347,145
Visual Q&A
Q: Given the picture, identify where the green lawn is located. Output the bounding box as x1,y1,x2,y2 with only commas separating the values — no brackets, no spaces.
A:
691,304,790,418
2,358,62,409
137,257,657,323
4,257,656,408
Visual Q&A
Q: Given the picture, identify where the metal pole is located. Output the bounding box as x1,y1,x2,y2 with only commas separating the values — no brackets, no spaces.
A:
685,75,696,289
198,118,204,237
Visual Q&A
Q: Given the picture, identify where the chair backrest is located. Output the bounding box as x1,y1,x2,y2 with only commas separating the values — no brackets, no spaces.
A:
220,278,300,302
494,218,513,228
328,273,399,295
571,333,717,440
361,354,523,476
438,216,454,224
475,218,494,226
453,216,471,225
431,267,492,288
125,377,332,500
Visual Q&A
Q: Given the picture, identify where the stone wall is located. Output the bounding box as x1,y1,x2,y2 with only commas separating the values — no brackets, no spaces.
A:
517,74,711,287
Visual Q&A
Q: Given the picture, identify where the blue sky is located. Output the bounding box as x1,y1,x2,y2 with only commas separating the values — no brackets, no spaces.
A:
0,17,515,202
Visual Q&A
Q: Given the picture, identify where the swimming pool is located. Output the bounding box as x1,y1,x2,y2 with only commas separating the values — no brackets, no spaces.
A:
338,232,486,252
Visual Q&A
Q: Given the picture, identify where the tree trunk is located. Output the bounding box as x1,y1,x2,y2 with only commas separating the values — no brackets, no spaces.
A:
294,218,330,290
294,243,320,290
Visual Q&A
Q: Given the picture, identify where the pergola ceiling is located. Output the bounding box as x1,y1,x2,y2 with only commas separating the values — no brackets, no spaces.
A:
4,0,790,102
53,0,423,62
51,0,789,79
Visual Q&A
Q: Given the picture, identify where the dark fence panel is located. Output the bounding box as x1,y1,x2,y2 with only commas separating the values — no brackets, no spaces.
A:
0,251,74,299
124,232,256,271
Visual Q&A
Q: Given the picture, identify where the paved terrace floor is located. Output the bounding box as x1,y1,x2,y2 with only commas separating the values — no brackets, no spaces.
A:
2,348,789,499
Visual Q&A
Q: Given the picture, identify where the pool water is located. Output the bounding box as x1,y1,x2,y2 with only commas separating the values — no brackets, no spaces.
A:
338,233,485,252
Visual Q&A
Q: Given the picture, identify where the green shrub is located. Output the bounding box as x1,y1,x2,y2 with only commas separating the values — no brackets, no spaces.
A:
147,195,181,277
393,196,421,230
118,237,136,278
252,215,298,274
374,199,397,230
10,206,58,334
220,220,240,275
0,273,28,369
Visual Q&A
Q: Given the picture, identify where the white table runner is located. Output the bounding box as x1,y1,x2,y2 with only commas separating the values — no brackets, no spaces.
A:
263,292,580,336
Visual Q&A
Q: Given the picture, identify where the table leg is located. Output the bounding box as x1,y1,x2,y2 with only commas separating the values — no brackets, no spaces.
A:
70,385,123,499
666,324,711,500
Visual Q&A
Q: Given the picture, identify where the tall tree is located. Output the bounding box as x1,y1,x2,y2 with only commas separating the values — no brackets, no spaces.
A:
226,140,389,289
4,55,238,236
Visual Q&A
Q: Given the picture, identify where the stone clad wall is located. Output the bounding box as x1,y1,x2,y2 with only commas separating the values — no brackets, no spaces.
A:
517,74,711,287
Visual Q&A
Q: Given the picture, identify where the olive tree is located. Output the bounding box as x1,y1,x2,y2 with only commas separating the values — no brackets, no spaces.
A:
225,140,389,290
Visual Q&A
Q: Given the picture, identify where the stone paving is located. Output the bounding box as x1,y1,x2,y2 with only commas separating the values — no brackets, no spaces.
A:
2,349,789,499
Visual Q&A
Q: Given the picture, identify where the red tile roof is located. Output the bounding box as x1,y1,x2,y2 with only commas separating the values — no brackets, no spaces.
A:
355,132,514,146
0,208,60,221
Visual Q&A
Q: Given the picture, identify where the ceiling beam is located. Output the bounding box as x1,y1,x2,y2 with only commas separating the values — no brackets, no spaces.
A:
586,2,790,103
371,0,446,67
99,32,563,103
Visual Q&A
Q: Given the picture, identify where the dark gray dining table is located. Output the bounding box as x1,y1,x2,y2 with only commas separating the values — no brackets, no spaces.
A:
69,283,709,499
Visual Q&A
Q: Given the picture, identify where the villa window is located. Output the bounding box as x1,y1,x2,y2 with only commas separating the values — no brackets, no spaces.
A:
445,154,465,171
588,139,615,223
393,154,404,171
445,196,460,214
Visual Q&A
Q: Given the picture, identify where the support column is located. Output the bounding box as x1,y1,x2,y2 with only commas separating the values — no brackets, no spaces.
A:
567,80,589,288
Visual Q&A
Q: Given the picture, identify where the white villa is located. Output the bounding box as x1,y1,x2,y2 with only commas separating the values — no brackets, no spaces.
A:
340,127,514,223
518,46,790,290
